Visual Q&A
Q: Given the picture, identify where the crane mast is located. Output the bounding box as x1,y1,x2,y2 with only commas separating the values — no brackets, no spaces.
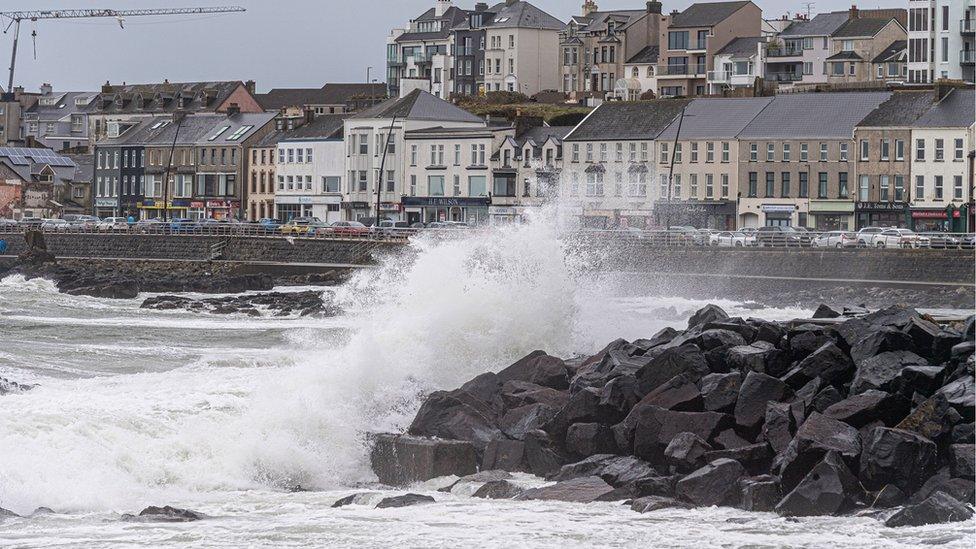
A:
0,6,246,94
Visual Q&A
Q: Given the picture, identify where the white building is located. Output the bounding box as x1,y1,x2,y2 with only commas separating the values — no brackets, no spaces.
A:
708,37,766,94
907,0,976,84
491,125,572,222
386,0,467,99
764,11,851,87
483,1,564,95
621,46,659,100
274,115,347,223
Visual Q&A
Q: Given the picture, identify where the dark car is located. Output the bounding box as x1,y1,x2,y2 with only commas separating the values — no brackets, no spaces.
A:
791,226,816,246
755,225,802,247
927,233,962,249
170,218,199,234
664,225,698,246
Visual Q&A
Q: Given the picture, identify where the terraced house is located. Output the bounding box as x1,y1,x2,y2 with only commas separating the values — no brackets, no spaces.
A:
825,9,907,84
274,115,347,223
491,124,572,221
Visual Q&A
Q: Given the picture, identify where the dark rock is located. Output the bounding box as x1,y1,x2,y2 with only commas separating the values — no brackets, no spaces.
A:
810,386,844,413
935,377,975,421
704,345,735,373
704,321,758,343
790,331,834,361
375,494,435,509
630,495,693,513
738,476,781,512
472,480,523,499
481,439,525,472
749,318,787,346
0,507,19,518
523,429,566,477
549,454,659,487
544,387,621,441
895,393,956,442
664,432,713,473
68,280,139,300
598,375,641,414
696,329,747,351
735,371,793,431
408,390,502,452
370,434,478,487
500,379,570,409
797,343,854,384
699,372,742,413
859,427,938,494
776,412,862,491
794,377,825,408
124,506,206,522
635,327,680,350
713,428,752,450
704,443,773,476
571,341,649,392
903,317,942,357
332,493,371,507
675,458,746,507
813,304,843,319
822,390,910,428
0,376,35,395
775,452,862,517
884,491,974,527
566,422,617,457
889,365,947,398
727,341,790,377
627,406,730,462
870,485,906,508
688,304,728,329
763,401,796,454
30,507,54,515
952,423,975,444
948,444,975,479
640,373,702,411
849,327,913,366
499,404,559,441
439,470,513,492
635,345,711,395
517,476,615,503
850,351,929,395
497,351,571,390
911,468,975,505
931,329,964,364
142,290,333,317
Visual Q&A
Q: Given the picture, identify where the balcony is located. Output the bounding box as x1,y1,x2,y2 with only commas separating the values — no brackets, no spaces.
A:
963,49,976,65
766,46,804,58
963,19,975,34
708,70,754,83
657,64,707,77
767,71,803,82
687,39,707,52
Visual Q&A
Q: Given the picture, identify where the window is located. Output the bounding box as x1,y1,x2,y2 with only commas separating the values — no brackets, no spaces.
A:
934,176,944,199
659,143,668,164
674,143,682,163
880,140,890,161
453,175,461,197
410,145,418,166
819,143,828,162
615,142,624,162
721,142,729,163
600,142,608,162
783,143,791,162
358,170,368,192
798,172,808,198
454,144,461,165
385,171,395,193
629,142,637,162
296,148,304,163
766,143,775,162
705,174,714,198
585,172,604,196
409,175,417,196
860,141,871,165
571,144,579,162
765,172,775,197
915,175,924,200
641,142,648,162
916,139,925,160
673,174,680,196
720,174,729,198
781,172,791,197
226,125,253,141
879,175,890,201
470,144,485,165
428,175,445,196
934,139,944,161
954,139,964,160
705,142,714,162
690,142,698,163
800,143,808,162
954,176,963,199
689,174,698,197
668,31,689,50
894,140,904,161
207,125,230,141
747,172,758,197
893,175,904,201
749,143,758,162
429,144,444,166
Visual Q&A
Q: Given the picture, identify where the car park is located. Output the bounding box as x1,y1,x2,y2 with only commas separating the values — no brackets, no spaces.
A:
40,218,70,231
812,231,858,248
133,218,168,233
19,217,44,229
280,217,322,235
65,215,100,229
755,225,802,247
708,231,748,247
96,217,130,231
170,218,199,233
927,233,961,249
0,217,18,229
257,218,280,233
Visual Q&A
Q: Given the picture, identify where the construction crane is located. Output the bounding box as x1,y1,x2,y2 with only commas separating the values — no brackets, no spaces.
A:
0,7,246,94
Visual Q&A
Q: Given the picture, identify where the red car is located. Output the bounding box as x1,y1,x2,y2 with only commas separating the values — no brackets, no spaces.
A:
322,221,369,236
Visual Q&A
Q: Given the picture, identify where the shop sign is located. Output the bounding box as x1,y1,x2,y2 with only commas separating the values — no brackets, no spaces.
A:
761,204,795,213
379,202,400,211
341,201,369,209
94,198,117,208
856,202,907,211
402,196,491,207
490,206,517,215
190,201,205,208
172,199,190,208
911,210,961,219
206,201,230,208
809,200,855,213
297,196,313,204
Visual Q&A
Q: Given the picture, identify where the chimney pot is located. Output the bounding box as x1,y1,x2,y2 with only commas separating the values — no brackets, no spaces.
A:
849,5,859,19
226,102,241,116
646,1,662,14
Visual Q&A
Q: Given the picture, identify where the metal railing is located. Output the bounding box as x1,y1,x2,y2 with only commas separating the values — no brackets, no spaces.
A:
962,19,975,33
961,50,975,64
767,72,803,82
658,64,707,76
766,47,804,58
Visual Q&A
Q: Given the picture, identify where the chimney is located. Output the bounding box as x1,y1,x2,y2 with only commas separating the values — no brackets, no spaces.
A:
934,79,964,101
671,9,679,18
849,5,859,19
434,0,452,17
304,107,315,124
101,80,113,93
245,80,256,95
646,1,662,14
582,0,598,17
39,83,52,96
475,2,488,11
226,102,241,116
172,110,187,124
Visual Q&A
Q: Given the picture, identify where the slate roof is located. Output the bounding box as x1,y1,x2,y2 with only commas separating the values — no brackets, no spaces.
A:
716,36,763,56
487,1,564,30
856,90,936,127
826,51,864,61
738,92,891,139
779,12,849,37
86,81,247,115
28,91,97,116
871,40,907,63
626,45,660,65
256,84,386,110
279,114,347,141
832,17,896,38
515,125,573,147
350,89,483,123
563,99,691,141
657,97,774,140
126,112,276,147
0,147,76,183
914,89,976,128
571,9,645,32
669,1,753,29
397,5,468,42
66,153,94,183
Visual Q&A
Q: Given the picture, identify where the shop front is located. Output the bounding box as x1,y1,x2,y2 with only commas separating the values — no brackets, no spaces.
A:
341,201,370,222
761,204,796,227
855,201,908,229
910,206,966,232
276,196,343,223
138,198,189,220
402,196,490,225
94,197,119,219
652,200,735,230
809,200,854,230
204,200,241,220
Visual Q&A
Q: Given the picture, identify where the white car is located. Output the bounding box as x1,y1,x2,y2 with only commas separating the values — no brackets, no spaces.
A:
856,226,887,247
875,228,930,249
40,219,70,231
709,231,749,247
96,217,130,231
812,231,858,248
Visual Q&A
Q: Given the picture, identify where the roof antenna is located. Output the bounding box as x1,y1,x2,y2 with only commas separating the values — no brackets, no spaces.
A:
30,28,35,60
801,2,815,19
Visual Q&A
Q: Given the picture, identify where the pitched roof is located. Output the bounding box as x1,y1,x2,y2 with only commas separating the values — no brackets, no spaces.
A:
127,112,276,147
320,83,387,103
832,17,896,38
279,114,347,141
914,89,976,128
626,45,660,65
826,51,863,61
0,147,76,183
871,40,907,63
856,90,937,127
564,99,691,141
657,97,774,140
350,89,483,123
779,11,849,37
738,92,891,139
515,125,573,147
487,1,564,30
256,88,330,110
716,36,763,56
87,81,247,115
669,1,752,29
398,5,469,41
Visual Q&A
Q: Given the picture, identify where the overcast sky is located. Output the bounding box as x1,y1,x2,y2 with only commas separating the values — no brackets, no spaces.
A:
9,0,873,93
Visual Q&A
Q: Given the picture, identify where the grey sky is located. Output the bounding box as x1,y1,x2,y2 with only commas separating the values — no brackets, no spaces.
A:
9,0,871,93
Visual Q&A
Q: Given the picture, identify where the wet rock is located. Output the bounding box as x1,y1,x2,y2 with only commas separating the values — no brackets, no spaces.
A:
727,341,789,376
496,351,571,390
30,507,54,515
499,380,568,410
517,476,615,503
696,329,747,351
630,495,692,513
0,508,19,518
812,304,843,319
850,351,929,395
889,365,947,398
870,485,906,508
481,439,525,472
763,402,796,454
688,304,728,329
635,345,710,395
704,443,773,476
544,387,621,441
775,452,862,517
948,444,975,479
142,290,333,317
884,491,974,527
895,393,956,442
935,377,975,421
734,371,793,431
664,432,713,473
472,480,523,499
675,458,746,507
370,434,478,486
523,429,566,477
123,506,206,522
810,386,844,413
797,343,854,384
408,390,502,452
626,406,730,462
499,403,559,441
332,493,372,507
849,327,913,366
713,428,752,450
704,321,758,343
0,376,35,395
598,375,642,414
549,454,659,488
67,280,140,300
699,372,742,413
375,494,435,509
910,467,975,505
640,373,702,411
789,331,834,361
566,422,617,457
738,476,781,512
439,470,512,492
750,319,787,346
951,423,975,444
859,427,938,494
822,390,910,428
571,341,650,392
776,412,862,491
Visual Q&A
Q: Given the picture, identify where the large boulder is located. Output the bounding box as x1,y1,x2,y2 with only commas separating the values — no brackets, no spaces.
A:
499,380,569,410
910,467,976,505
738,476,781,512
664,432,713,473
703,443,773,476
375,494,435,509
727,341,790,376
570,341,648,392
696,329,747,351
849,327,913,366
699,372,742,413
473,480,523,499
635,345,711,395
598,375,642,414
626,405,730,463
517,476,615,503
763,401,797,454
499,403,559,440
675,458,746,507
789,330,834,361
543,387,621,441
481,439,525,472
565,422,617,457
822,390,910,428
859,427,938,494
949,444,975,479
935,377,975,421
688,304,728,329
408,390,502,451
884,491,974,527
122,506,207,522
630,496,693,513
523,429,566,477
895,393,957,442
370,434,478,486
774,452,862,517
734,371,793,431
639,373,702,411
796,343,854,384
850,351,929,395
776,412,862,490
497,351,571,390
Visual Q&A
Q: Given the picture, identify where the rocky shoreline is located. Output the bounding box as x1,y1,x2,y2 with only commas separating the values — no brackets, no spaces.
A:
141,290,339,317
368,303,975,528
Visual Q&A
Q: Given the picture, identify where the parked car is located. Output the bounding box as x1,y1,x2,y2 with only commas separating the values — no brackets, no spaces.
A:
280,217,323,235
133,218,168,233
664,225,698,245
0,217,18,229
791,226,816,246
855,226,887,247
40,219,70,231
961,234,976,250
874,228,930,248
19,217,44,229
692,229,717,246
812,231,858,248
709,231,748,247
324,220,369,236
927,233,961,249
96,217,130,231
257,218,280,232
65,214,100,229
755,225,802,247
198,218,244,235
170,218,199,233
